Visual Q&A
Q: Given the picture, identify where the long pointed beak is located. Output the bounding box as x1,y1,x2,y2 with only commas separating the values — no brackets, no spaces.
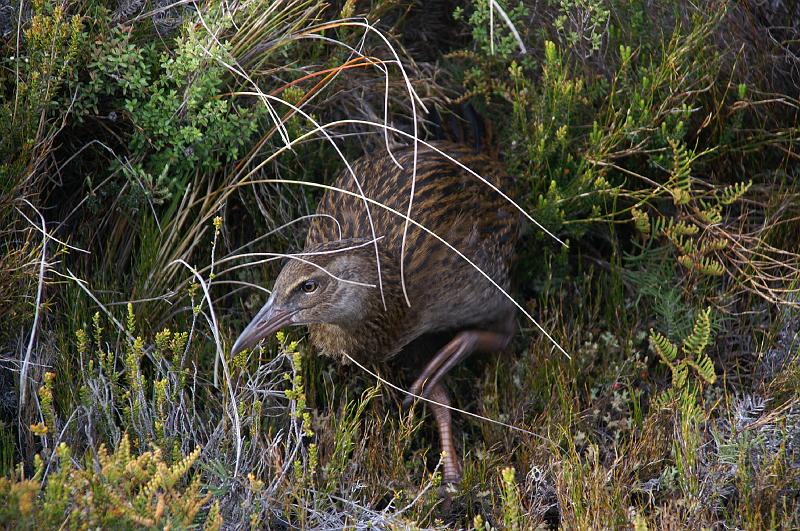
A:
231,295,295,355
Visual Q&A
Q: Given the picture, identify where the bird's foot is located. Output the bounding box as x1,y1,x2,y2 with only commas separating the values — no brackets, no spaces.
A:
402,329,511,410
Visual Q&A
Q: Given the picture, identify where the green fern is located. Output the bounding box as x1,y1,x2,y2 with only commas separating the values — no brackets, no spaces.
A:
624,243,694,339
650,331,678,363
696,257,725,277
696,203,722,224
681,308,716,383
678,255,725,276
718,180,752,205
682,308,711,357
700,237,728,252
649,306,717,392
629,133,749,299
669,140,693,205
662,219,699,237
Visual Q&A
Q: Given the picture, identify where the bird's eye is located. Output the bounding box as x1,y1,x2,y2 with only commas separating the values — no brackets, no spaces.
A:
301,279,318,293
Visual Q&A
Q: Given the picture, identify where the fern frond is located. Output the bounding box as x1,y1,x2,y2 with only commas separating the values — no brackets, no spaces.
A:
669,140,692,185
698,354,716,384
684,354,716,384
673,363,688,388
696,257,724,276
719,180,752,205
677,254,694,270
696,204,722,224
650,215,668,236
700,237,728,252
682,307,712,358
662,219,699,237
649,329,678,362
654,388,676,409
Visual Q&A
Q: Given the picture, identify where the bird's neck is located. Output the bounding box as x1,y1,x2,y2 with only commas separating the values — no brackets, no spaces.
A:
308,286,415,364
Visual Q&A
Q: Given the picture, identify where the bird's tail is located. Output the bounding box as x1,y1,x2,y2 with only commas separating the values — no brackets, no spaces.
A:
426,102,494,154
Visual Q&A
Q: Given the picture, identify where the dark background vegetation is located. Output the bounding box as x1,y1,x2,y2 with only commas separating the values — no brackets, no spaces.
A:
2,0,800,528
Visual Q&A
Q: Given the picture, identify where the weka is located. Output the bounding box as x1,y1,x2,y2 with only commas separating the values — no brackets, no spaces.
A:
232,141,519,483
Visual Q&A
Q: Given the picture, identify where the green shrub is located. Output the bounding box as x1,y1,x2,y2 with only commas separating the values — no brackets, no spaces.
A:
76,15,267,212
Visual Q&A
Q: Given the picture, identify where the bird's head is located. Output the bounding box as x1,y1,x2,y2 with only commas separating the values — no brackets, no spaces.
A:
231,239,381,355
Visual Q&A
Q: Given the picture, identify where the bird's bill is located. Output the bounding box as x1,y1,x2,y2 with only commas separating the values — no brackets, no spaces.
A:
231,297,295,355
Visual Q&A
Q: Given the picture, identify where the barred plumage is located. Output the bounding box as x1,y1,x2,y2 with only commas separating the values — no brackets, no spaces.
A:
305,142,519,362
233,141,520,483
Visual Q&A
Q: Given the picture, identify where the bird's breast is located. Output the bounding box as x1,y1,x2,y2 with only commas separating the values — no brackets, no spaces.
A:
307,322,402,364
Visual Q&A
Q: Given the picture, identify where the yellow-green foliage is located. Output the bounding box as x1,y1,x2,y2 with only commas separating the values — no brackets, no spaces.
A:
632,138,751,282
0,435,218,529
499,467,523,530
37,372,57,437
0,0,83,333
322,385,381,494
650,307,716,393
650,307,716,500
0,0,81,168
280,332,310,430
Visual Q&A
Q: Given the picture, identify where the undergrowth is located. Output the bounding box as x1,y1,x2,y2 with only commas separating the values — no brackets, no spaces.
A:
2,0,800,528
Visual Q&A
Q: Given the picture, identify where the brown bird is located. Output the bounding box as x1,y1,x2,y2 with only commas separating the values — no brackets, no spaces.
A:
232,141,519,483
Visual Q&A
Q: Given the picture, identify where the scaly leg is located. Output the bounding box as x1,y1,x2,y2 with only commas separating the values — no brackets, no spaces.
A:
403,330,511,409
428,383,462,484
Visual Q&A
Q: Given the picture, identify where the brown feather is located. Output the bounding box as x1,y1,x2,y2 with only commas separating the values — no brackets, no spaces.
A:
302,141,520,363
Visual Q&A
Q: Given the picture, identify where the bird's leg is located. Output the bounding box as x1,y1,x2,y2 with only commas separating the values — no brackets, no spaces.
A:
403,330,511,409
427,383,462,484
